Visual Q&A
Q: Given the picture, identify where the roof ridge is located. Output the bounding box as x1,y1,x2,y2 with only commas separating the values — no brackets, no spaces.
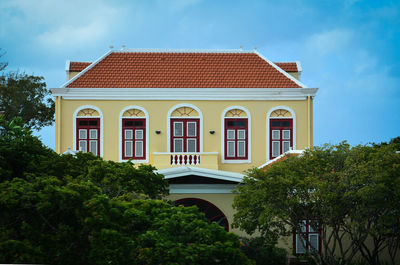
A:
112,48,256,53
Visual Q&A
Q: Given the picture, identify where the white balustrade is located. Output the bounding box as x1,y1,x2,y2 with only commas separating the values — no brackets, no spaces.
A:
170,154,200,165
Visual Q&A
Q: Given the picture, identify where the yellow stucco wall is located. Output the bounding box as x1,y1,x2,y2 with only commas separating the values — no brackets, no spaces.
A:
55,95,319,255
56,98,312,173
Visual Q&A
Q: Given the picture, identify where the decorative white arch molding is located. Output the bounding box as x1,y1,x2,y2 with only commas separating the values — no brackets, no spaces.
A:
221,106,252,164
119,105,149,163
266,105,296,161
167,103,203,153
73,105,104,157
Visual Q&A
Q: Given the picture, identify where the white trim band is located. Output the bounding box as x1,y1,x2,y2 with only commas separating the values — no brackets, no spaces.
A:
51,87,318,101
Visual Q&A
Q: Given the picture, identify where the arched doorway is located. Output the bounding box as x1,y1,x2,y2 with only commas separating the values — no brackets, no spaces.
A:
174,198,229,231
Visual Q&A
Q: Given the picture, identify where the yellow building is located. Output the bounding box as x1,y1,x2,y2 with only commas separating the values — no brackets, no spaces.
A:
51,48,318,247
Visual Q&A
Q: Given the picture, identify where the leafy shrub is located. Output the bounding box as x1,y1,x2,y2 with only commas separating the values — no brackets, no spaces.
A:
240,237,287,265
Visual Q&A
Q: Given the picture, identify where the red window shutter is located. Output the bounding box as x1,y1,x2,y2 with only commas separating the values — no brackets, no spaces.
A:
270,119,293,159
170,119,200,152
122,118,146,160
224,118,248,160
76,118,100,156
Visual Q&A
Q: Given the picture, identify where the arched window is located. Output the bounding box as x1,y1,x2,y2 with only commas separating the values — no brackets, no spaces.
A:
174,198,229,231
74,105,103,156
267,106,296,160
221,106,251,163
168,104,203,153
119,106,149,162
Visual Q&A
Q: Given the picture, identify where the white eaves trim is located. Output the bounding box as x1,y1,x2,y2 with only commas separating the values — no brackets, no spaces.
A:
51,87,318,101
255,51,308,88
61,50,113,88
156,166,244,183
257,149,304,169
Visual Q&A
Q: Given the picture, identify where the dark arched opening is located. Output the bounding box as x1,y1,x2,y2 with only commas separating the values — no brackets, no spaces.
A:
174,198,229,231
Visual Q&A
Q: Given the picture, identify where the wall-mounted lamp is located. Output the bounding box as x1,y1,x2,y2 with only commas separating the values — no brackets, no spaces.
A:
155,130,161,134
209,130,215,134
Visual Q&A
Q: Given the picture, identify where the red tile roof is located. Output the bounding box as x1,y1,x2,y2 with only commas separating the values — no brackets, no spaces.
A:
66,51,302,88
69,62,91,71
275,62,298,72
69,61,299,73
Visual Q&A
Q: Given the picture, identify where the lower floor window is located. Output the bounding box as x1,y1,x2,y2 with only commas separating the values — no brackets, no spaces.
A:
224,119,248,160
294,220,321,254
76,118,100,156
122,118,146,160
270,119,293,159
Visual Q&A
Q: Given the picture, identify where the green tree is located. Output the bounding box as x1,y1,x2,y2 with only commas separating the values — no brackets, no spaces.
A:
342,143,400,265
0,118,251,264
0,71,54,130
0,48,7,72
233,141,400,265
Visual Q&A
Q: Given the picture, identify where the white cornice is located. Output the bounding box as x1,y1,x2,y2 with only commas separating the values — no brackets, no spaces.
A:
156,166,244,183
51,87,318,100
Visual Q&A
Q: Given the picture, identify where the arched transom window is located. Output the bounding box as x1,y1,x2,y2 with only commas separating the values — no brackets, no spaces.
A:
121,108,147,160
170,105,201,153
223,108,249,161
268,107,295,160
76,107,101,156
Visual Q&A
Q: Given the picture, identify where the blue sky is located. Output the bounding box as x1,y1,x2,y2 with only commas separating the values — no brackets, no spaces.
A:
1,0,399,149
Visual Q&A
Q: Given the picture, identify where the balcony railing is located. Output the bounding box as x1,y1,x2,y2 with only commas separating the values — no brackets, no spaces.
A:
171,154,200,165
152,152,219,170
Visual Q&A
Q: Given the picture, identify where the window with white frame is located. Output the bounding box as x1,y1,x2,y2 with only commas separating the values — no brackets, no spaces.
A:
170,119,199,152
76,118,100,156
294,220,321,254
224,118,248,160
122,118,146,160
270,119,293,159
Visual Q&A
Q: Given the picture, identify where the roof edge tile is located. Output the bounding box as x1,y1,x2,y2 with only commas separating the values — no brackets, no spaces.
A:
254,51,307,88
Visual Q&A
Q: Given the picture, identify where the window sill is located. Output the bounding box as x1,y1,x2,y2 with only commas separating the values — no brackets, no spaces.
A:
119,159,148,163
221,159,251,164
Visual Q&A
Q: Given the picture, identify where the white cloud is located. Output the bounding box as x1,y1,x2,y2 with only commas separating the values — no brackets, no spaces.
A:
353,50,378,74
0,0,121,49
36,21,107,47
305,29,353,56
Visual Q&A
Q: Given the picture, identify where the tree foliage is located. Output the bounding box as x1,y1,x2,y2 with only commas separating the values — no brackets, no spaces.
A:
233,141,400,265
0,48,7,72
0,117,252,264
0,71,54,130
